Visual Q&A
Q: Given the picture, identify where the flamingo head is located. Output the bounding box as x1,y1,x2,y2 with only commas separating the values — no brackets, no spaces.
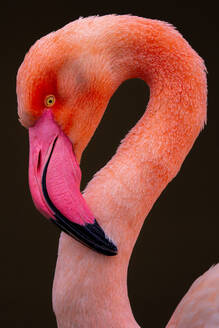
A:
16,22,117,256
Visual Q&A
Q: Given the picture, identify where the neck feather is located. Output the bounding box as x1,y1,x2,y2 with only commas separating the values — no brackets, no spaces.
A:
53,16,207,328
53,234,140,328
84,15,206,254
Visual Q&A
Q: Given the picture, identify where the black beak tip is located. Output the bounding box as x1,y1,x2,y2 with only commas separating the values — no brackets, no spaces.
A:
51,217,118,256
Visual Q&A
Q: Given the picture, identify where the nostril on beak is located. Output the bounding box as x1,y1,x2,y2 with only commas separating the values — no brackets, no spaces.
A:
37,150,41,172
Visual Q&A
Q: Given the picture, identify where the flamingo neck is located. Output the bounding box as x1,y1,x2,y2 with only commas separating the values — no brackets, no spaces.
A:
53,233,140,328
52,16,207,328
84,15,206,253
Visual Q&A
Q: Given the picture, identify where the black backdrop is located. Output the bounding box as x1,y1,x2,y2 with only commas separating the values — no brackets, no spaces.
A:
2,1,218,327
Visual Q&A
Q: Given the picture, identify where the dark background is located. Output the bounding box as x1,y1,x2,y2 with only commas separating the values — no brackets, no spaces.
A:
2,1,218,327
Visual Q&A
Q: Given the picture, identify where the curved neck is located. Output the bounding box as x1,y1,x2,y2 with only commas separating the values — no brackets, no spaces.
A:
84,16,206,254
52,16,207,328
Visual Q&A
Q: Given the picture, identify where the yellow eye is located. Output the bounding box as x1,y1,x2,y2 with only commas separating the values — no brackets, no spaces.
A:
44,95,56,107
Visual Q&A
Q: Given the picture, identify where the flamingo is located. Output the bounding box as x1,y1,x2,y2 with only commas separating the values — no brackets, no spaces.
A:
16,15,219,328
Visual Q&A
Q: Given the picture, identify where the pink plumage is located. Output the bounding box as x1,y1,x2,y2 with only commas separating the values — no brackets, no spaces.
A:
16,15,218,328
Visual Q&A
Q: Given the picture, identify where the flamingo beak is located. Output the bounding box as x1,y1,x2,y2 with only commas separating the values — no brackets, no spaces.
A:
28,109,117,256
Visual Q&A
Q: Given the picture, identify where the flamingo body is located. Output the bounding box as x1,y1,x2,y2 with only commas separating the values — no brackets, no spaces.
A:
167,264,219,328
16,15,216,328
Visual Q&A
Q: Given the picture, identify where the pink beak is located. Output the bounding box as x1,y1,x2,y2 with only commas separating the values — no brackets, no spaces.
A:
28,109,117,256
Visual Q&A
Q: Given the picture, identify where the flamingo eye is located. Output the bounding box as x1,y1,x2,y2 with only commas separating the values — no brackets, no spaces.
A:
44,95,56,107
